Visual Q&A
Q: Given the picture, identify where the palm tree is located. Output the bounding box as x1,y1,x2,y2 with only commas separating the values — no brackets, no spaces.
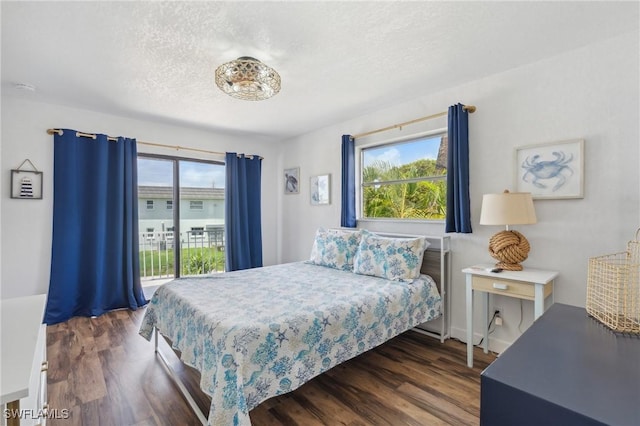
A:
362,158,446,219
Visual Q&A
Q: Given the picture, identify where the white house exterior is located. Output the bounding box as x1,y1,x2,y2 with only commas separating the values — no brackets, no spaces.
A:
137,185,225,236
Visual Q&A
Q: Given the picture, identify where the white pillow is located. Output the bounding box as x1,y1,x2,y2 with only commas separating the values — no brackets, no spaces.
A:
353,230,429,282
308,228,362,271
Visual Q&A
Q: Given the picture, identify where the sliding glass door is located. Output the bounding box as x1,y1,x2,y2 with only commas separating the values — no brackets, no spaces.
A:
179,160,226,276
137,155,225,284
138,157,175,283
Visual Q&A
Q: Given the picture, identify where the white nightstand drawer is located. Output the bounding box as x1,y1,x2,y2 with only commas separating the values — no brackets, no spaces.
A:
472,276,552,300
463,265,559,368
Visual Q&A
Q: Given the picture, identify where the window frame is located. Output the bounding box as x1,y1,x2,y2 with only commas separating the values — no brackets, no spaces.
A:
146,200,154,210
190,200,204,210
356,128,447,223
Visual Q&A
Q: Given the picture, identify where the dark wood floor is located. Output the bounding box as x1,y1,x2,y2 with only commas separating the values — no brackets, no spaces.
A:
46,308,496,425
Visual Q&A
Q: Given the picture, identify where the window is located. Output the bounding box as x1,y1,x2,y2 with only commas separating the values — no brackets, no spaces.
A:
361,132,447,220
137,155,225,279
146,200,154,210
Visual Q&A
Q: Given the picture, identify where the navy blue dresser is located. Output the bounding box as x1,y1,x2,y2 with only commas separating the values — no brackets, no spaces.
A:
481,303,640,426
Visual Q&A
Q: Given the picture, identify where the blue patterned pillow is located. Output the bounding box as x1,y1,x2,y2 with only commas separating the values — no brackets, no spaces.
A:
308,228,362,271
353,230,429,282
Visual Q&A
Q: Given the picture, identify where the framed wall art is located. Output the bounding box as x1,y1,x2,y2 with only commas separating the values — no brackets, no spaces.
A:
11,159,43,200
515,139,584,200
310,174,330,205
284,167,300,194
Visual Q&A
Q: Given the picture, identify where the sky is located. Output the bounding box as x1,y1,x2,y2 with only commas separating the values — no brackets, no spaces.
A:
362,134,443,168
138,158,225,188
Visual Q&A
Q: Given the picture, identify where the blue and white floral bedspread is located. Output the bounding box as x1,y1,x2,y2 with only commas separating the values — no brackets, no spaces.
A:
139,262,441,425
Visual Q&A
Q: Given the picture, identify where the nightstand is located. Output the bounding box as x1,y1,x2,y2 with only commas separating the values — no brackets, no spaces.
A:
462,265,558,368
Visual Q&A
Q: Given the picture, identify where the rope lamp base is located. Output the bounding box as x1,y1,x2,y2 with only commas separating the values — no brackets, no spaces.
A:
488,230,530,271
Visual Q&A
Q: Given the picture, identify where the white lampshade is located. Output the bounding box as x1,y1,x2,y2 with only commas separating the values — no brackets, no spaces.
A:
480,190,537,226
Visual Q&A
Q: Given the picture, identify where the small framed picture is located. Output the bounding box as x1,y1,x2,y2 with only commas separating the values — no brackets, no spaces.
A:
11,169,43,199
284,167,299,194
515,139,584,199
310,174,330,205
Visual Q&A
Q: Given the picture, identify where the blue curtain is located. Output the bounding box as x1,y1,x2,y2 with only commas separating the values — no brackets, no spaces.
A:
446,104,473,233
341,135,356,228
225,153,263,271
45,129,146,325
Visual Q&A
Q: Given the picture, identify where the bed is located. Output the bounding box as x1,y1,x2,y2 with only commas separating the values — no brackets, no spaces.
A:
139,230,450,425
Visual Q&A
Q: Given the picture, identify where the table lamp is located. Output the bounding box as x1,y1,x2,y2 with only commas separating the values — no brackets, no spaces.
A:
479,190,537,271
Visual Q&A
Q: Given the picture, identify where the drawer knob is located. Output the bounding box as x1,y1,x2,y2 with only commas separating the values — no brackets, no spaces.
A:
493,282,508,290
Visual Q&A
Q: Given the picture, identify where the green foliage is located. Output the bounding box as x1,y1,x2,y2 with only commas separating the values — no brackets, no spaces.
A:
139,247,225,278
139,248,175,277
363,158,446,220
184,251,217,275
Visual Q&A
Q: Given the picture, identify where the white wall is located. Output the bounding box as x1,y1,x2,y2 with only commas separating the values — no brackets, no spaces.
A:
278,31,640,351
0,98,281,298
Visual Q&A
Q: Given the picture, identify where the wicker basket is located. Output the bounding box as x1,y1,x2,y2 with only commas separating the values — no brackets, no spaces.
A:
586,230,640,334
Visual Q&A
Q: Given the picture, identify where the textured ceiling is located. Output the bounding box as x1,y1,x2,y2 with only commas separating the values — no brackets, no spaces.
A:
2,1,638,141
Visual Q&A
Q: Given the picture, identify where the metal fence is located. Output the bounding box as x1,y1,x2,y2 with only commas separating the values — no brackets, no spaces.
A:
139,228,225,281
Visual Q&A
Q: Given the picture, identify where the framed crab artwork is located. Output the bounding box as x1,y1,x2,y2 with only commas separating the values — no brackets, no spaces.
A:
515,139,584,199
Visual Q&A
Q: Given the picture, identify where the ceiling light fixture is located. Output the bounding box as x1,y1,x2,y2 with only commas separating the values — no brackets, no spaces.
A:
215,56,281,101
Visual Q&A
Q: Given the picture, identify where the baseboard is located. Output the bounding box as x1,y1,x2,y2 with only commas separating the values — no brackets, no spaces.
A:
450,326,512,354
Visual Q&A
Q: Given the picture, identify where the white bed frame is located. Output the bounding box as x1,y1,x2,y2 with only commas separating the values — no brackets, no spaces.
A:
154,329,208,424
152,231,451,424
